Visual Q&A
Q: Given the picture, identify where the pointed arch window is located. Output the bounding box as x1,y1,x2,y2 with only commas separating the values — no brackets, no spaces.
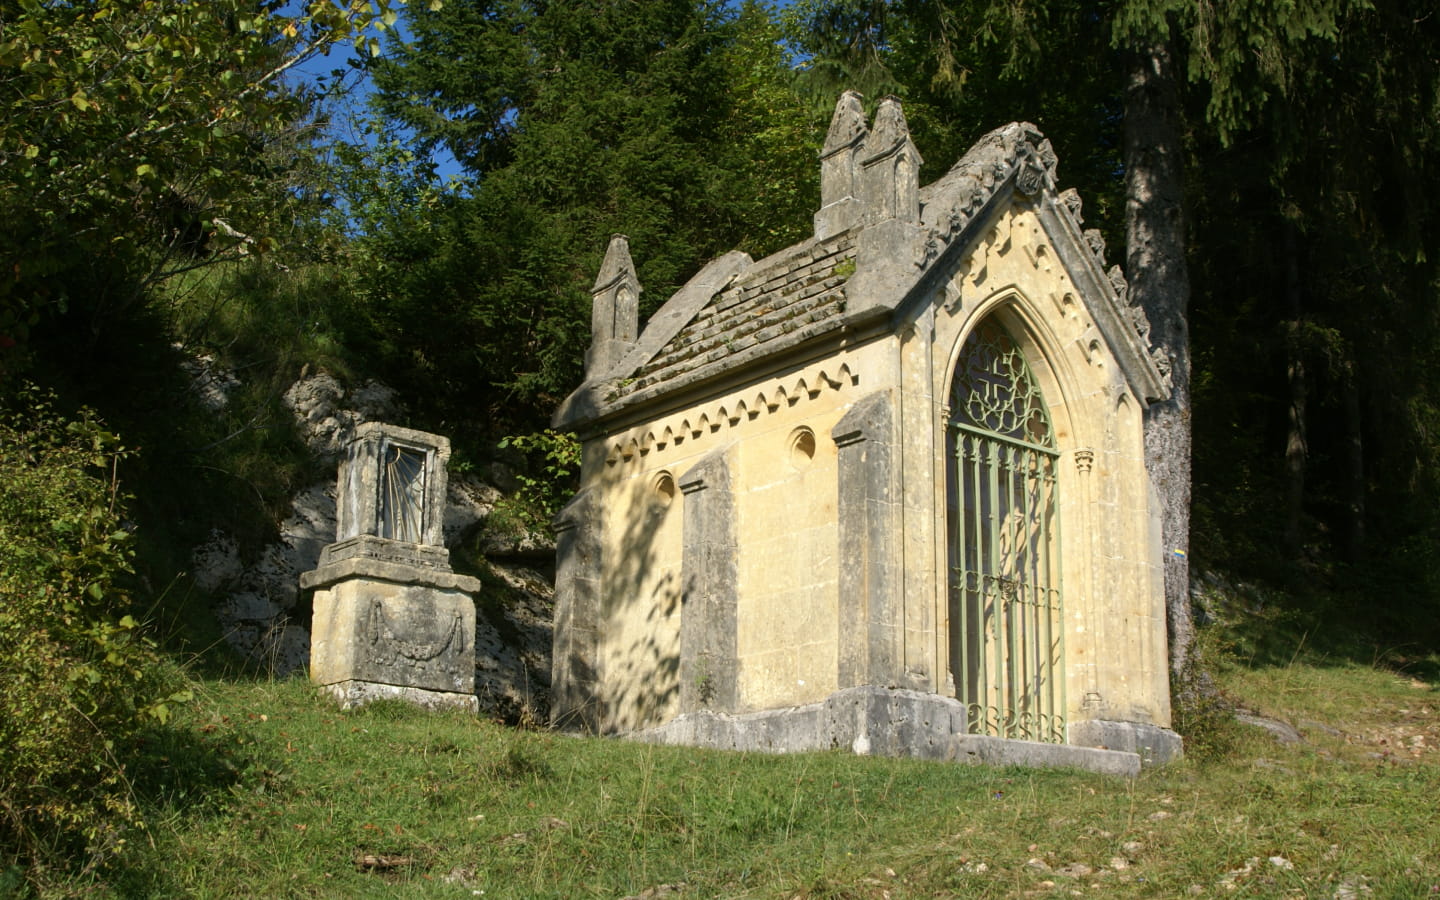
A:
947,318,1065,743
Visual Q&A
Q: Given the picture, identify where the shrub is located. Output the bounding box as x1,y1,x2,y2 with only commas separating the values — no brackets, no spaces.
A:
0,388,186,876
494,429,581,530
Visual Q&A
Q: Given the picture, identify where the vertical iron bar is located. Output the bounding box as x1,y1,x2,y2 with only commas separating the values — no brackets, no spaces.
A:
958,433,971,716
1030,450,1043,735
986,437,1002,735
1037,454,1054,738
1050,458,1065,742
1003,442,1019,738
1011,443,1028,738
968,433,985,730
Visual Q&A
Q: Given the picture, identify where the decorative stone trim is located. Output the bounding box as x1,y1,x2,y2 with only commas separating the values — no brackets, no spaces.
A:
916,122,1057,271
604,361,859,469
300,553,479,593
787,427,817,470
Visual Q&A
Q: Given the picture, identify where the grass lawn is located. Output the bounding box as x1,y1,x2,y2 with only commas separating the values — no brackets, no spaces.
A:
53,643,1440,898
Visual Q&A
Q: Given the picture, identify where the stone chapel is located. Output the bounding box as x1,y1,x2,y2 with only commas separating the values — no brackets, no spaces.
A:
550,92,1181,774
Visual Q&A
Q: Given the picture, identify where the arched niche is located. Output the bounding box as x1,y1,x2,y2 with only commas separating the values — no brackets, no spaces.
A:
942,311,1066,743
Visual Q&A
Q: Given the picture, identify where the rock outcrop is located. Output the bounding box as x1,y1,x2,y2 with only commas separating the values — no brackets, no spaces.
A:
189,370,555,720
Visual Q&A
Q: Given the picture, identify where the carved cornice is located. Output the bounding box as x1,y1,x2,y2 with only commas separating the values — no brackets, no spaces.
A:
604,362,859,469
917,122,1058,269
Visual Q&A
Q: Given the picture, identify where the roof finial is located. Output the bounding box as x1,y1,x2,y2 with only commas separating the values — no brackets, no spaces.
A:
586,234,642,378
860,96,923,225
815,91,869,240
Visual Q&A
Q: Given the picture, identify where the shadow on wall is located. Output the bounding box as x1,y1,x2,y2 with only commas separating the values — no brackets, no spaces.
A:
588,469,685,733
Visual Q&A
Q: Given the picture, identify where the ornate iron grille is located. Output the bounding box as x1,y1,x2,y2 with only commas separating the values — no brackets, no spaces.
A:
947,319,1065,743
379,444,426,543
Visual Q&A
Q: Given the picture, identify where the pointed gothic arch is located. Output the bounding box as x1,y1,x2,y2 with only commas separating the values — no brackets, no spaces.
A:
550,98,1182,771
945,314,1065,743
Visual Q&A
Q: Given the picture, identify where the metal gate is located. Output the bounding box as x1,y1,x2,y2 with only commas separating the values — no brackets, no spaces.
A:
947,319,1065,743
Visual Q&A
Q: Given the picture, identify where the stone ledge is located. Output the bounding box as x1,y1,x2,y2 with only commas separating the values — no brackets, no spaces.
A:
1068,719,1185,766
625,686,1161,777
319,679,479,713
300,552,481,593
318,534,453,570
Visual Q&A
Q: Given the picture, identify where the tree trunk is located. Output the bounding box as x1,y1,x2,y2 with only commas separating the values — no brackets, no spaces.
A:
1341,357,1366,561
1282,219,1308,559
1123,37,1194,682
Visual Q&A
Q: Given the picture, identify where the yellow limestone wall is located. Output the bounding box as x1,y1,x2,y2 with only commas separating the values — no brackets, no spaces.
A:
576,198,1170,737
918,203,1170,729
580,350,884,731
593,459,684,730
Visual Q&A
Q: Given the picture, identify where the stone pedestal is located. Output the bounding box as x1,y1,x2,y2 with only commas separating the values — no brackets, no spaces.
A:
302,550,480,711
300,424,480,711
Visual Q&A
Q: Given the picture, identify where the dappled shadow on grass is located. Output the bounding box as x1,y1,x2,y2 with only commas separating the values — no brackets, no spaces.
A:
127,718,277,821
105,717,282,897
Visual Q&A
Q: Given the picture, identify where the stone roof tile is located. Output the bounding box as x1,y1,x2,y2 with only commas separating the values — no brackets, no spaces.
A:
553,117,1168,432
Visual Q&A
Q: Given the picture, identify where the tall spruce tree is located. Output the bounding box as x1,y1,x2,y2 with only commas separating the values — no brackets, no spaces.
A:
780,0,1432,670
351,0,821,427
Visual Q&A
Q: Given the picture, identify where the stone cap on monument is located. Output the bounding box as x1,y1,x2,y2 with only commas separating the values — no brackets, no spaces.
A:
300,422,478,594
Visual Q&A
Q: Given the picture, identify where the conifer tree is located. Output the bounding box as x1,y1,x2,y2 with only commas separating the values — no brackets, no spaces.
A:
351,0,821,425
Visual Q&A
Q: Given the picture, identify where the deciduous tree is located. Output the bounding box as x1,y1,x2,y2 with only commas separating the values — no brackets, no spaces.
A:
0,0,402,355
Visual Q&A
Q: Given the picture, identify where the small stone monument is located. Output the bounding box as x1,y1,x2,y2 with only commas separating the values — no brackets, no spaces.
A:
301,422,480,711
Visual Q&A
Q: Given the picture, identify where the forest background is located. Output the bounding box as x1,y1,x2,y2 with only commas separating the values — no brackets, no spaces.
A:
1,0,1438,885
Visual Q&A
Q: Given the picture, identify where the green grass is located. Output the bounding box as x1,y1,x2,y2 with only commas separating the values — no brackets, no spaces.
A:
40,645,1440,899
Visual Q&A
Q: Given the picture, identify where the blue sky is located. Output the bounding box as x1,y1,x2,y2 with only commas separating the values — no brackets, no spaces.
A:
280,1,468,183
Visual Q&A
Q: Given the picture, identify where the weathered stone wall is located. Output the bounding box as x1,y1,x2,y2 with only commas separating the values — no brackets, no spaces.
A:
918,202,1171,730
563,200,1170,738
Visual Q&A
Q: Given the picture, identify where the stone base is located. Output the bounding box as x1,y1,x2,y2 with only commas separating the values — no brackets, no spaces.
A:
321,679,479,713
307,567,478,698
627,686,1173,777
1067,719,1184,767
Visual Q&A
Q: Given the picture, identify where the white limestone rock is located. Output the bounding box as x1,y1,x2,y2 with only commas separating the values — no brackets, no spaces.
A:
176,347,241,412
445,475,502,547
191,530,243,594
282,372,401,460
